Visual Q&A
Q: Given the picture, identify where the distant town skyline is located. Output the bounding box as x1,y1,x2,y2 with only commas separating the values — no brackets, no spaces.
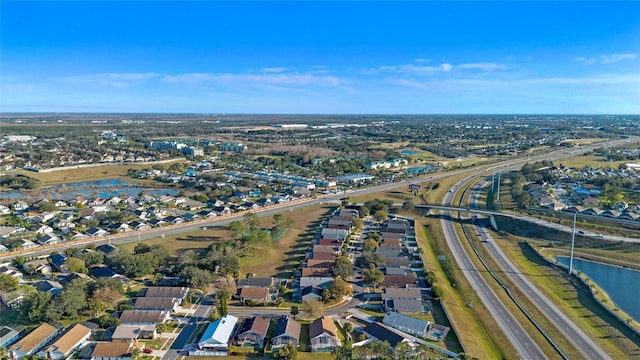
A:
2,1,639,114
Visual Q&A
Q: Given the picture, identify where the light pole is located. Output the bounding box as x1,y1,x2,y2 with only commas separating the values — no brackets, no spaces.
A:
568,212,577,275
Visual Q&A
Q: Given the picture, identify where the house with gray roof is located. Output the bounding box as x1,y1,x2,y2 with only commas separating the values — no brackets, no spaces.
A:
0,326,20,348
382,312,429,337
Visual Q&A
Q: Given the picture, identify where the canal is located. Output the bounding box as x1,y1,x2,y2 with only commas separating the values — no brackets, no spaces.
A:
557,256,640,323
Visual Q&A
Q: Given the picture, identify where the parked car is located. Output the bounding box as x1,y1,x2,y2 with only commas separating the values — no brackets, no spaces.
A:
143,349,153,354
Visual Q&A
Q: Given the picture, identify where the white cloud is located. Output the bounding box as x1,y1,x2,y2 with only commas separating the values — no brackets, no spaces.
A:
457,62,509,71
576,53,637,65
161,72,344,88
575,57,597,64
599,53,636,64
360,61,506,76
56,73,160,87
386,78,428,89
260,67,289,73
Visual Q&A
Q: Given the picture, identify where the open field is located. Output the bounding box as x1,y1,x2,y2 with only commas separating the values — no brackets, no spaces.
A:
119,204,336,279
559,137,608,146
15,160,184,186
555,154,631,170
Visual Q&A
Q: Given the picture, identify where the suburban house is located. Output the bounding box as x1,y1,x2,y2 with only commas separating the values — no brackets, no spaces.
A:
38,323,92,360
388,298,424,314
0,326,20,348
309,317,340,353
85,227,109,237
300,286,323,301
382,312,429,337
33,280,63,295
119,310,170,325
133,297,180,312
22,258,51,275
271,316,301,350
192,315,238,356
235,316,270,348
111,325,156,342
36,234,61,246
236,277,274,289
239,287,270,304
363,322,409,349
89,341,144,360
8,323,63,359
138,286,189,302
381,288,422,312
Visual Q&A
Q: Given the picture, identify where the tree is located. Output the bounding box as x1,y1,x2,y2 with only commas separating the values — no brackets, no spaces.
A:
363,239,379,252
431,285,445,301
425,270,437,286
131,347,142,360
300,299,324,320
243,212,260,229
45,279,88,320
217,290,230,316
0,273,19,292
89,287,121,315
332,342,353,360
290,306,299,319
326,277,352,298
273,344,297,360
333,256,354,279
373,210,387,222
228,221,245,240
363,267,384,288
98,314,121,328
133,243,151,254
65,257,87,274
343,322,353,333
179,266,214,289
394,341,414,360
402,199,414,211
75,250,104,266
356,252,386,269
21,290,52,322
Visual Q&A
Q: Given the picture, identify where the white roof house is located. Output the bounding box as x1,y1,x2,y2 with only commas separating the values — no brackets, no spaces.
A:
196,315,238,355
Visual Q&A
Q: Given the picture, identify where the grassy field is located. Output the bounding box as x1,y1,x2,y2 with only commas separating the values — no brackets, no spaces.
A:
119,203,336,279
556,154,631,170
15,160,184,186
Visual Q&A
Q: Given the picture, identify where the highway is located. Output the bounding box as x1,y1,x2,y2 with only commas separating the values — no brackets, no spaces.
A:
432,139,635,359
440,180,548,359
469,183,613,359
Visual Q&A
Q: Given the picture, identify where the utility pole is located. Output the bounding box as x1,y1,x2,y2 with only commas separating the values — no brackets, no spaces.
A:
569,212,577,275
491,169,495,192
496,172,501,204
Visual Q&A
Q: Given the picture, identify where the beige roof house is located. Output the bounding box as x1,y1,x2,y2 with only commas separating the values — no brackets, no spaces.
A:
9,323,62,358
39,323,92,360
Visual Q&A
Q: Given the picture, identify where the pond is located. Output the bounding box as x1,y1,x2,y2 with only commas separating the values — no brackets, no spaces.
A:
556,256,640,322
400,150,420,155
0,179,179,200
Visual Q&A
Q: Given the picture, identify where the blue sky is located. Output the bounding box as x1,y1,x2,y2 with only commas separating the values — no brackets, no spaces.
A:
2,1,639,114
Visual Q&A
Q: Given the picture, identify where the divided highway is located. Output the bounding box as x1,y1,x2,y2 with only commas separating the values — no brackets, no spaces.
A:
441,183,548,359
470,183,612,359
